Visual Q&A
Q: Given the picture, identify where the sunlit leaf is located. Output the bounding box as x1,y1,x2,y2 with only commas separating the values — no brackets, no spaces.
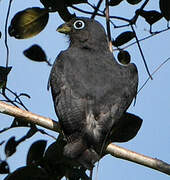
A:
0,66,12,90
8,7,49,39
109,0,124,6
26,140,47,166
0,160,9,174
117,50,131,64
113,31,135,47
5,136,17,157
159,0,170,23
126,0,142,5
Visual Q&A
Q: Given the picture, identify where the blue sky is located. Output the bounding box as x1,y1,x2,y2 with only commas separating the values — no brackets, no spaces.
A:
0,0,170,179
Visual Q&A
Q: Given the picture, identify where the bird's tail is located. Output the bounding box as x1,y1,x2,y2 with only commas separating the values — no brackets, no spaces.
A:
63,138,99,170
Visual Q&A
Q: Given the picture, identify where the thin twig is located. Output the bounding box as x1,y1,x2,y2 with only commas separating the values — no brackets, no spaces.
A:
5,0,13,67
124,27,170,50
131,0,150,24
105,0,113,52
5,87,29,110
138,57,170,94
91,0,103,19
71,5,103,16
71,5,131,23
131,25,153,79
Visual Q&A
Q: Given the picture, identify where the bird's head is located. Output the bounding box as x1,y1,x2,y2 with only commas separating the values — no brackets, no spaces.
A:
57,17,108,50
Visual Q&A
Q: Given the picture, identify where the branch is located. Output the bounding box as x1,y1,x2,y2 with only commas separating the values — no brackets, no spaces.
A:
0,101,61,133
91,0,103,19
0,100,170,175
105,0,113,52
106,144,170,175
131,25,152,79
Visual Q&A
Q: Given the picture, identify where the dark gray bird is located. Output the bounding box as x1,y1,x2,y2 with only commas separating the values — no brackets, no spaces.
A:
49,17,138,169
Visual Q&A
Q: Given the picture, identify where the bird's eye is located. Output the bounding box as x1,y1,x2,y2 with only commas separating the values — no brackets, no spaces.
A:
73,20,85,30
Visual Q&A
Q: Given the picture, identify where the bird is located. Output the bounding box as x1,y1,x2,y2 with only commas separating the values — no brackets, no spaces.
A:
49,17,138,170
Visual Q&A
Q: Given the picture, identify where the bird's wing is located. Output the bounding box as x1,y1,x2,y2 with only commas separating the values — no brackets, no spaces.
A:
50,51,86,138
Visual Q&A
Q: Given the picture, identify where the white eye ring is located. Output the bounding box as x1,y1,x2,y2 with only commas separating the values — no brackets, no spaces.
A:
73,20,85,30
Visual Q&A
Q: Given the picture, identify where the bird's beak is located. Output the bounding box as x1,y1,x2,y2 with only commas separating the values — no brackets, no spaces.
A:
57,23,71,34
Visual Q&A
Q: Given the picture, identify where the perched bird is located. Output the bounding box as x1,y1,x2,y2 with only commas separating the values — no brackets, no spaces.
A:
49,17,138,169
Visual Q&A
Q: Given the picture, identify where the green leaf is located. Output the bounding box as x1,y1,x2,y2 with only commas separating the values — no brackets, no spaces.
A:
8,7,49,39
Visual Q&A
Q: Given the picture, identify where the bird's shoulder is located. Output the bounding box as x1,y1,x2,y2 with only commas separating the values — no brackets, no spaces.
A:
48,51,66,91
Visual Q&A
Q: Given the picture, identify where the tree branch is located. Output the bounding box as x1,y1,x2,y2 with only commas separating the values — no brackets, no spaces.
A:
106,144,170,175
0,101,61,133
0,100,170,176
105,0,113,52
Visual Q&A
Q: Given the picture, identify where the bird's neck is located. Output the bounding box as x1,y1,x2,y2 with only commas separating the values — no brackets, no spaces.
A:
69,38,109,52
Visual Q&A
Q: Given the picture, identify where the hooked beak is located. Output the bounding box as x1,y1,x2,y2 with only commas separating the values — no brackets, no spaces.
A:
57,23,71,34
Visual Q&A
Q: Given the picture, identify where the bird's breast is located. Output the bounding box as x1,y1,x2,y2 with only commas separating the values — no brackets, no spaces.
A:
64,54,118,101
